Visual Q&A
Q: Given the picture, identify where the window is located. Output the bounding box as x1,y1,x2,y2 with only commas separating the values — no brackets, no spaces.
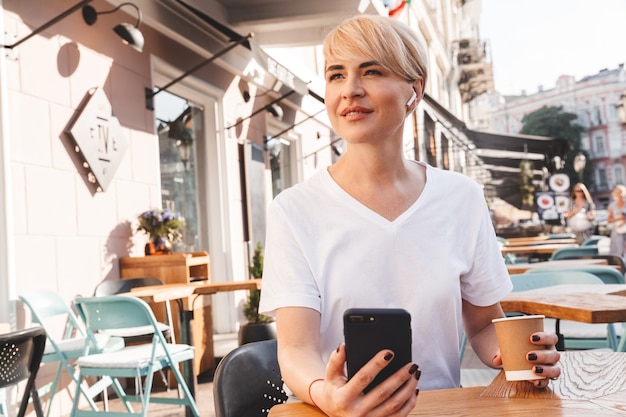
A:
592,106,602,125
615,165,625,186
598,168,608,189
154,90,201,252
594,134,605,154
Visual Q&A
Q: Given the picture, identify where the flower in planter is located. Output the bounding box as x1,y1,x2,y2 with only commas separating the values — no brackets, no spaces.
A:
137,208,184,252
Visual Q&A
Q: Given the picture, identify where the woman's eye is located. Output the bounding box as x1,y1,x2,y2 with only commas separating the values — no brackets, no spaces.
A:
364,69,382,76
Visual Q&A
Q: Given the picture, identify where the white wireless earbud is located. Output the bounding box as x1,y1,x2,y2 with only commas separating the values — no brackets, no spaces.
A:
406,90,417,107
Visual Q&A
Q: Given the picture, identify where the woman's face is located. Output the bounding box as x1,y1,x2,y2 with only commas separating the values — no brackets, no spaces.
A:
323,54,419,145
613,188,624,200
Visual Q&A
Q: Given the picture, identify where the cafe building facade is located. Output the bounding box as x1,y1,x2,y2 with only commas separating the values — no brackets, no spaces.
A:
0,0,338,330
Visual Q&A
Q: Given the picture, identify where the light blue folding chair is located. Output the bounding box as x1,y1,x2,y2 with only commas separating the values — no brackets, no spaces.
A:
19,291,124,417
525,266,625,284
72,295,200,417
549,246,599,260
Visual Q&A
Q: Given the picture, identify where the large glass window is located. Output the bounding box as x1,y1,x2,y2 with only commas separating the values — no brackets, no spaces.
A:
154,90,202,252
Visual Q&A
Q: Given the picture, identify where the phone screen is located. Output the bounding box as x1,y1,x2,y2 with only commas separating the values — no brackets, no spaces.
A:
343,308,412,393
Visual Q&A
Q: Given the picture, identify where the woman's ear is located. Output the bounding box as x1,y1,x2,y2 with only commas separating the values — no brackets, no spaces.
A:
412,78,425,101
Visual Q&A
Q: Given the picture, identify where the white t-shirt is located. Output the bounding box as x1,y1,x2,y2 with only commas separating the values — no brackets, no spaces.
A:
259,162,512,390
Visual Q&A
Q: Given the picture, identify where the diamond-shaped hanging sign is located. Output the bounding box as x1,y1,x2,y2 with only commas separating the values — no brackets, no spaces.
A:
64,87,129,192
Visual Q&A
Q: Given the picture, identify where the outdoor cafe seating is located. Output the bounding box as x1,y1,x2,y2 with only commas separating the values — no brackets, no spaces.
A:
0,326,47,417
71,295,200,417
19,291,126,416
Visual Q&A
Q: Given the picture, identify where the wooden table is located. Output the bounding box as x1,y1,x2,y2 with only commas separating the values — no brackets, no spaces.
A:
128,279,261,417
268,351,626,416
504,238,578,247
501,243,578,256
505,235,575,244
500,284,626,324
506,258,609,274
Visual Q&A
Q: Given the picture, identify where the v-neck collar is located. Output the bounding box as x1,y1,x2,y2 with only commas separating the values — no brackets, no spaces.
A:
321,161,431,227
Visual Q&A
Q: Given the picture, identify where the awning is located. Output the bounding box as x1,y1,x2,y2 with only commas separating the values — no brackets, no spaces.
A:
468,130,568,159
421,94,569,171
176,0,318,102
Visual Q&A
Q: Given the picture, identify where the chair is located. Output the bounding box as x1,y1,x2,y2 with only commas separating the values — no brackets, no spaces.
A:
547,233,576,240
581,236,606,246
509,271,618,351
93,278,174,344
549,246,598,260
0,327,47,417
525,266,625,284
71,295,199,417
566,254,626,275
19,291,125,417
213,339,287,417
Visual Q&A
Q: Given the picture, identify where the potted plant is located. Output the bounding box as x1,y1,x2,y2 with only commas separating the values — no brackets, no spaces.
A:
238,242,277,345
137,208,184,255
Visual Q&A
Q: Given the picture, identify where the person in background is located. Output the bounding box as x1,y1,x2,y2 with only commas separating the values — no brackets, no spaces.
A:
259,14,561,417
564,183,595,244
608,185,626,257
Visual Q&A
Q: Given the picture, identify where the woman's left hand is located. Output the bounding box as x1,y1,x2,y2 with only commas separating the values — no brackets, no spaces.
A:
492,331,561,389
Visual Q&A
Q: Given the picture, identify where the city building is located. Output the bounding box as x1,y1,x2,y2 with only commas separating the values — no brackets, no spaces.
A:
488,64,626,208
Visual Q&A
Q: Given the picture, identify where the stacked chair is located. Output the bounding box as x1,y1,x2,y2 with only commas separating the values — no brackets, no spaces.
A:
70,295,199,417
19,291,125,416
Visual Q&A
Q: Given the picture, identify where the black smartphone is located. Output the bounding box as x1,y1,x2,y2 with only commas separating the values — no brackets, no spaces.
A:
343,308,412,393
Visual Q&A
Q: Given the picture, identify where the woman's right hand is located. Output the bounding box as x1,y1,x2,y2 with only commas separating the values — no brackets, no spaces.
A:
310,344,420,417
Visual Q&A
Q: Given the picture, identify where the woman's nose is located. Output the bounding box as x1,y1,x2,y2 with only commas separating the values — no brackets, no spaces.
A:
341,76,365,99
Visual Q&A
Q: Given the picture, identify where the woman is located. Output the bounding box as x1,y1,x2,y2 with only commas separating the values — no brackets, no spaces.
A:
259,15,560,416
608,185,626,257
565,183,595,244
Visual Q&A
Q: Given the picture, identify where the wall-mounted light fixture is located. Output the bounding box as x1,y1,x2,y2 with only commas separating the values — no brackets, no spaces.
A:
573,151,587,183
82,2,144,52
266,104,284,120
157,107,194,170
1,0,144,53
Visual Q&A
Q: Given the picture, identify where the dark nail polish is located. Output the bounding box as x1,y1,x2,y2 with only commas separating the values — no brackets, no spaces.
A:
384,352,393,361
528,353,538,360
408,364,418,374
532,335,541,342
337,344,340,353
535,366,544,374
414,369,421,381
415,388,420,397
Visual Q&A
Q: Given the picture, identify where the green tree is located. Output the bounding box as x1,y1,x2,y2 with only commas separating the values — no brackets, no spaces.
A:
520,105,589,187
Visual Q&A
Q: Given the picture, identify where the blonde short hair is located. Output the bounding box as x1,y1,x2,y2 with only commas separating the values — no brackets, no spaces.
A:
323,14,428,86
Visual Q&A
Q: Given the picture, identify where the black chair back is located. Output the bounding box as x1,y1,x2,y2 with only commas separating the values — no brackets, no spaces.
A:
213,339,287,417
0,326,46,417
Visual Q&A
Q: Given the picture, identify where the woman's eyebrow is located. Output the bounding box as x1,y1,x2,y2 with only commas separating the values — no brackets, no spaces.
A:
325,64,344,73
325,61,381,73
360,60,380,69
